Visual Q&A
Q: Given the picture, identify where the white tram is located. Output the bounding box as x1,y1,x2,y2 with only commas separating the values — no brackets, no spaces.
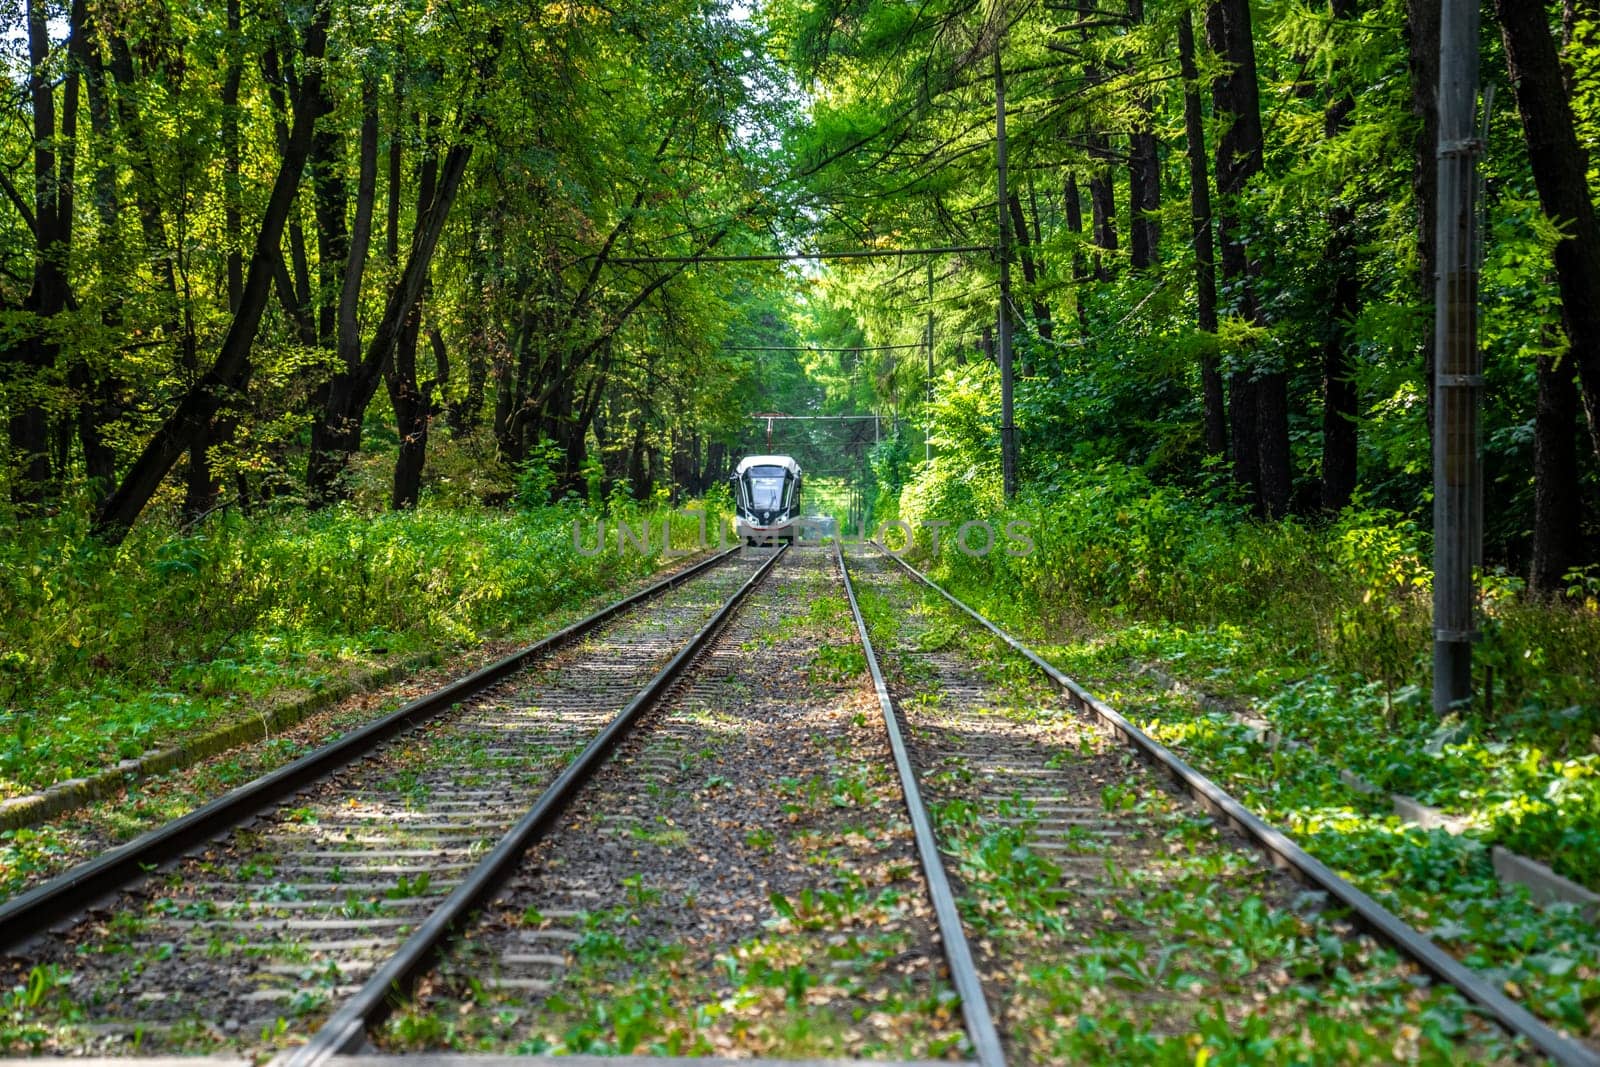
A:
731,454,803,545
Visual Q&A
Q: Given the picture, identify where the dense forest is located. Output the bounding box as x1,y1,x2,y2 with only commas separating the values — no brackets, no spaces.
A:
2,0,1597,579
0,0,819,530
772,0,1598,586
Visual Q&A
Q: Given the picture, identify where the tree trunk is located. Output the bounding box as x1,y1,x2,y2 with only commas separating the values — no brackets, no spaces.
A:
1088,138,1118,283
1320,228,1361,510
1007,192,1053,342
1531,348,1583,593
1208,0,1289,517
429,326,451,420
1078,4,1117,283
1178,8,1226,458
310,122,349,348
388,302,430,510
91,1,332,544
1321,0,1361,512
702,440,727,486
222,0,244,312
75,0,121,499
307,77,380,503
1126,0,1159,271
387,116,441,512
1256,370,1291,514
1407,0,1440,437
449,330,487,433
628,417,650,501
1497,0,1600,466
1128,126,1161,270
1064,175,1089,330
382,131,481,506
492,323,520,459
73,363,117,497
193,0,248,519
8,0,73,504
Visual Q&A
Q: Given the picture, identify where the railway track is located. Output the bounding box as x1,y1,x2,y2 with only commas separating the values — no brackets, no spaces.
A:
838,542,1599,1067
3,539,1596,1065
0,546,779,1055
386,543,966,1058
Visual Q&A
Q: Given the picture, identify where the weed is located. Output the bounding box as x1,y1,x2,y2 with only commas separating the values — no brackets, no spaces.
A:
622,874,663,910
386,872,433,899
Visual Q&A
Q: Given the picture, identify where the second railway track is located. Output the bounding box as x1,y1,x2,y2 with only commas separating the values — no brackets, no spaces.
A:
839,542,1598,1066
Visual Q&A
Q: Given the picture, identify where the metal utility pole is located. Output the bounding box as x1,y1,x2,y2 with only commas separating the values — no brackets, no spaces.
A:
995,37,1017,498
926,262,935,463
1431,0,1483,716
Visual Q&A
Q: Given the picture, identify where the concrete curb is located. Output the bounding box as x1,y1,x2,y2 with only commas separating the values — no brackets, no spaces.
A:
1134,660,1600,917
1391,793,1474,834
0,652,438,833
1492,847,1600,921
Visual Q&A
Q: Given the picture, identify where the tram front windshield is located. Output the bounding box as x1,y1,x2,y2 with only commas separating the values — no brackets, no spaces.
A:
743,465,788,512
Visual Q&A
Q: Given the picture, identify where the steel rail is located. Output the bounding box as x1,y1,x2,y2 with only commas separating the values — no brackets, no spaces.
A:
872,545,1599,1067
835,543,1006,1067
0,547,739,952
285,543,791,1065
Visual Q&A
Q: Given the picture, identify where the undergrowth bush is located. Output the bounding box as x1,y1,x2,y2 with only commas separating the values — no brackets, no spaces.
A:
900,459,1597,718
896,456,1600,883
0,500,714,794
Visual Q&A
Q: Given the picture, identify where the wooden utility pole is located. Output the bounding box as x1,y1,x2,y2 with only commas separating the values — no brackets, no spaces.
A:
995,35,1017,498
1431,0,1483,715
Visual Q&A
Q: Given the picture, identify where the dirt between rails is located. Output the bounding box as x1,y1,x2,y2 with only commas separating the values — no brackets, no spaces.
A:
388,545,969,1059
844,547,1525,1066
0,550,726,906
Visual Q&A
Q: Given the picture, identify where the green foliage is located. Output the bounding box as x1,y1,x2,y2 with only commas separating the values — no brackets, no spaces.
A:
897,363,1005,545
0,502,696,794
878,539,1600,1045
906,461,1600,892
0,965,80,1051
513,440,571,510
865,428,910,524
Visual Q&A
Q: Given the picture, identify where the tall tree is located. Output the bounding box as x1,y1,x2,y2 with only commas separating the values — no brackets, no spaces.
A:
1006,192,1053,341
1321,0,1362,512
1208,0,1291,517
1125,0,1160,271
386,110,445,511
306,76,383,504
1407,0,1440,435
1497,0,1600,467
92,2,333,543
1531,346,1583,593
7,0,80,505
1178,6,1225,458
71,0,121,499
1064,174,1090,330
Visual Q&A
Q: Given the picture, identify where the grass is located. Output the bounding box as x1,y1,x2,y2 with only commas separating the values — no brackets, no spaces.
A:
0,500,720,798
389,879,965,1059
